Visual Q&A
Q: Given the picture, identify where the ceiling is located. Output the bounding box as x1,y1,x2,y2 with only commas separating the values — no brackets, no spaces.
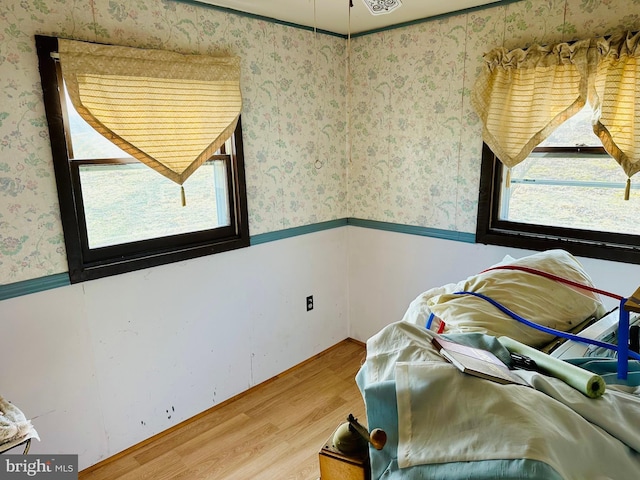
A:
187,0,505,36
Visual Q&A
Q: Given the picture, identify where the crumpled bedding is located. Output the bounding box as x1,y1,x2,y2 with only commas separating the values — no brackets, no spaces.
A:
358,321,640,480
401,249,606,347
0,396,39,453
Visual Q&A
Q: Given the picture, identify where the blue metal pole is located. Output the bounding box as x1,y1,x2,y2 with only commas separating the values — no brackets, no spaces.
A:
617,298,630,380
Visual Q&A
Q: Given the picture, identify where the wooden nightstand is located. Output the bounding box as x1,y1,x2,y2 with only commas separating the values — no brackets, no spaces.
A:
318,429,370,480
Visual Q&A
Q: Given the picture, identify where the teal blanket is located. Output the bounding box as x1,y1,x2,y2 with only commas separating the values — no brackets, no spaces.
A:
357,321,640,480
356,366,564,480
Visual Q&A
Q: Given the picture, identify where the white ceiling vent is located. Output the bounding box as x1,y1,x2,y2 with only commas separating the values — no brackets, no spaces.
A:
361,0,403,16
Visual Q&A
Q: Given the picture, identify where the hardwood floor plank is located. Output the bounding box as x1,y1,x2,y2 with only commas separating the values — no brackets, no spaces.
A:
80,339,366,480
118,452,187,480
78,456,140,480
133,413,252,466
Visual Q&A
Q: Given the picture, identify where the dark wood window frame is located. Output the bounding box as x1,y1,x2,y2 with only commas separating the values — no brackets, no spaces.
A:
36,35,250,283
477,143,640,265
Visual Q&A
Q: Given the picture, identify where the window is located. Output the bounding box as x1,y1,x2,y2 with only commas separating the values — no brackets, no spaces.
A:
473,31,640,264
477,103,640,264
36,35,249,282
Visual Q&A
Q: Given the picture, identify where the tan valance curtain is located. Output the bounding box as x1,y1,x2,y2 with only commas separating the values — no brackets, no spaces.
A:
471,39,591,167
592,31,640,178
57,38,242,186
471,31,640,183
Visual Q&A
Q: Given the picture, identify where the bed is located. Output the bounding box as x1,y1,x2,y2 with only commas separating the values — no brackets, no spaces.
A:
355,249,640,480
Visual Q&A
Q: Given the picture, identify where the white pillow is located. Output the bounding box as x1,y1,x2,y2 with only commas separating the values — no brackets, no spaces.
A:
406,250,605,347
401,255,515,328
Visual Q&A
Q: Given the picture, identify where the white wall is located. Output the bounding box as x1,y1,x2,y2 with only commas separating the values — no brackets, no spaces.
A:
0,228,348,469
347,226,640,342
3,223,640,470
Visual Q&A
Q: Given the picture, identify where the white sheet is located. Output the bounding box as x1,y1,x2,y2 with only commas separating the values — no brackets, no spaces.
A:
0,395,39,454
366,321,640,480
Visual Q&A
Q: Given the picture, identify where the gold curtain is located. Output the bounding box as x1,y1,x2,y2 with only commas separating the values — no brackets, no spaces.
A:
57,38,242,186
471,39,591,168
592,31,640,178
472,31,640,188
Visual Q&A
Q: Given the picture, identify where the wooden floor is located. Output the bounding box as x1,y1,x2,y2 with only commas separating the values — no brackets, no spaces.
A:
80,339,367,480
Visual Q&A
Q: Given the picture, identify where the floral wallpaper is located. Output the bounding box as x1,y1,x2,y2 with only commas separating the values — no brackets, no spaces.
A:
0,0,347,284
1,0,639,284
348,0,640,233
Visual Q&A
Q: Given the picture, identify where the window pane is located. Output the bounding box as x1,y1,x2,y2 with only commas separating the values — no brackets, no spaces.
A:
80,161,230,248
500,156,640,235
